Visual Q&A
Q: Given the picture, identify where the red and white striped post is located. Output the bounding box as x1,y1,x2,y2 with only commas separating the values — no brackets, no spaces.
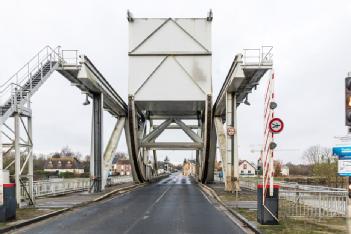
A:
262,70,275,200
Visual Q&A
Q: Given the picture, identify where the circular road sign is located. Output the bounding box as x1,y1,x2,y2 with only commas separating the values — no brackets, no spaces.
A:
227,127,236,136
269,118,284,134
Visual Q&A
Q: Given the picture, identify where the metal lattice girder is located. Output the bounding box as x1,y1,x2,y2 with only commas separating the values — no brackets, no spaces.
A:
101,117,126,189
174,119,202,143
140,142,203,150
0,46,133,199
214,117,226,172
141,118,173,144
152,124,199,129
214,117,230,191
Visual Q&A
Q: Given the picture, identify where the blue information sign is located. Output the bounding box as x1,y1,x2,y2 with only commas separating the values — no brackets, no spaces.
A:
332,146,351,157
333,146,351,176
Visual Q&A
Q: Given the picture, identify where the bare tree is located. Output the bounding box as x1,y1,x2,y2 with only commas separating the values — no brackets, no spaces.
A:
302,145,331,164
61,146,74,156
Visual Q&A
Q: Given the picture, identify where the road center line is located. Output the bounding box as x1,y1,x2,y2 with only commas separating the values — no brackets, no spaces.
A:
123,183,173,234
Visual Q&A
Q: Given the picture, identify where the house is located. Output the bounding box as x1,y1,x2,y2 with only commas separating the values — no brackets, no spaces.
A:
239,160,256,177
112,158,132,176
281,165,290,176
182,159,196,176
44,156,84,174
215,160,223,172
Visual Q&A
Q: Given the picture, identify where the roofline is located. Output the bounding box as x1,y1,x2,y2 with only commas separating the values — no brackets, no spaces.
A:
239,159,256,169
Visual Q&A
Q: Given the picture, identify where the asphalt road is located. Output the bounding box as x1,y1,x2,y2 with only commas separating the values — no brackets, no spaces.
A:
15,174,244,234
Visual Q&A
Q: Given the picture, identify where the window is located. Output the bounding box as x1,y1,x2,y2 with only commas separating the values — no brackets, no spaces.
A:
248,170,251,174
243,164,247,169
240,170,244,174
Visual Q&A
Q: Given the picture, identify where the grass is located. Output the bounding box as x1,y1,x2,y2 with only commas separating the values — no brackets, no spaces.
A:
15,208,56,220
234,207,347,234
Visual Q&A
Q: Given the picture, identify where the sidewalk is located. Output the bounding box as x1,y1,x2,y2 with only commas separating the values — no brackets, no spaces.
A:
0,182,139,232
35,182,135,208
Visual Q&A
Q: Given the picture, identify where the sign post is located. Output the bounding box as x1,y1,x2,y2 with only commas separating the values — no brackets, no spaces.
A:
332,146,351,176
258,70,283,225
332,145,351,228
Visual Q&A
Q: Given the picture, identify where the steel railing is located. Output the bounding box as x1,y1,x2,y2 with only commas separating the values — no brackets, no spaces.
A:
0,46,62,107
215,176,348,218
20,176,133,198
243,46,273,66
241,178,349,217
61,50,80,67
280,190,348,217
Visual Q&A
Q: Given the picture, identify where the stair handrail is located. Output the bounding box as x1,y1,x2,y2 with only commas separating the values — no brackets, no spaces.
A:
0,46,62,91
0,46,62,106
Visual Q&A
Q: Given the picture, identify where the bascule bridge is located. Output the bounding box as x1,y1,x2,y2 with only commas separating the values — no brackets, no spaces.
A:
0,12,272,206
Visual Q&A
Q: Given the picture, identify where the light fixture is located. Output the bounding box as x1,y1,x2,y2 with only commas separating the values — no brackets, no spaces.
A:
269,142,277,150
207,9,213,21
127,10,134,22
244,96,250,106
83,94,90,105
269,101,278,110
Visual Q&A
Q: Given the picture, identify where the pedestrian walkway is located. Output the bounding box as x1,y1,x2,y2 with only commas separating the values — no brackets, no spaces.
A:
208,183,257,209
35,182,135,208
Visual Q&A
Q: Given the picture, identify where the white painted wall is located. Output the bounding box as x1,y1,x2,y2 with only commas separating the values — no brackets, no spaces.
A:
128,18,212,105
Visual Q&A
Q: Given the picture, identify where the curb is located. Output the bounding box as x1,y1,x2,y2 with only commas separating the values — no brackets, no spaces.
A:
199,183,262,234
93,183,145,202
0,183,145,233
0,208,69,234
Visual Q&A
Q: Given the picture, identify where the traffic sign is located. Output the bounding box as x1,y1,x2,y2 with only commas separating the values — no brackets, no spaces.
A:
332,146,351,157
269,118,284,133
338,159,351,176
227,126,235,136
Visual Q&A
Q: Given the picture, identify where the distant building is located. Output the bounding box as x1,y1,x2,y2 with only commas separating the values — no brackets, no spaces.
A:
157,168,165,174
164,156,170,172
239,160,256,177
183,159,196,176
44,156,84,174
281,165,290,176
112,158,132,176
215,161,223,172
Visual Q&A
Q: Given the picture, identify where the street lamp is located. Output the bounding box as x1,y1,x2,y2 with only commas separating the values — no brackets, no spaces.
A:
83,94,90,105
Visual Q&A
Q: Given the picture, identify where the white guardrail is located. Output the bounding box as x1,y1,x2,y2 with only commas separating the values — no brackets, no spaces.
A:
214,174,348,217
21,176,133,198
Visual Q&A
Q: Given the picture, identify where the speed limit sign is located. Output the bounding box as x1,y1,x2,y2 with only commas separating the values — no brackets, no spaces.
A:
269,118,284,134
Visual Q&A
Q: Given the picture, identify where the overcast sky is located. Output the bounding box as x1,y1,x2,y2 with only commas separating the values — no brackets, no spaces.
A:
1,0,351,164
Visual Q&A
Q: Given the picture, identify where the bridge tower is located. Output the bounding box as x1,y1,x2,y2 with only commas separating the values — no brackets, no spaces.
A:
127,12,215,182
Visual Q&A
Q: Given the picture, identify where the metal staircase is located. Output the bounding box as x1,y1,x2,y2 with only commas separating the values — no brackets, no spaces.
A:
0,46,61,121
0,46,61,207
0,45,130,205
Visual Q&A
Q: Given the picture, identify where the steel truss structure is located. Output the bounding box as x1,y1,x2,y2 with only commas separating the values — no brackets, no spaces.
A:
0,13,274,207
0,46,128,206
127,15,214,183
